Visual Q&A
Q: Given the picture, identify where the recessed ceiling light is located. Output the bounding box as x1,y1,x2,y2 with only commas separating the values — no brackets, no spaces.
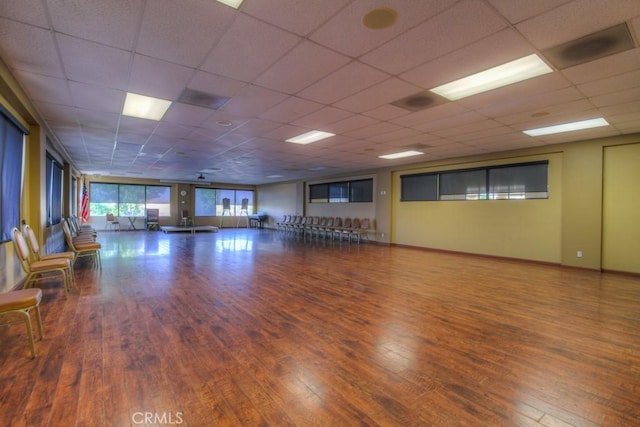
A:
216,0,243,9
216,120,233,127
523,118,609,136
379,150,424,160
363,7,398,30
286,130,335,144
429,54,553,101
122,92,171,121
267,174,284,179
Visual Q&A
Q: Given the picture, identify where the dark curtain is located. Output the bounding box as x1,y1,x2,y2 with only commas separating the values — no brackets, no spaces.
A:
1,112,25,241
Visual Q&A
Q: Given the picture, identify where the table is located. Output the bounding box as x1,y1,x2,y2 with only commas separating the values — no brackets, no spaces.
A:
124,216,137,230
248,213,267,229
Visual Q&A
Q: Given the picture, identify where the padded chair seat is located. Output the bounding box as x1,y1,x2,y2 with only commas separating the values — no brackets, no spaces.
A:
40,252,75,261
74,241,102,250
29,258,71,272
0,288,42,311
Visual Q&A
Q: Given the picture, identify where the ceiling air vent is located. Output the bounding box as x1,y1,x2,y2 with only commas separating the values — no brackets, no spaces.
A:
178,88,231,110
391,91,447,112
403,143,431,150
542,23,635,69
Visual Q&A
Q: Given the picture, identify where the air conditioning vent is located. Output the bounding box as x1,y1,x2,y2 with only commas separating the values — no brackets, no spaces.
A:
178,88,231,110
391,91,447,112
542,23,635,69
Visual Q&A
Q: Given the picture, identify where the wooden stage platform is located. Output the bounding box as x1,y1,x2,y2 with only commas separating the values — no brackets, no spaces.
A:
160,225,219,234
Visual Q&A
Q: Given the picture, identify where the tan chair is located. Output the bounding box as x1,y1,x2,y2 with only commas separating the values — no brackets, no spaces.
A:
23,225,76,288
351,218,371,243
105,213,120,231
146,209,160,231
12,228,73,295
62,220,102,269
180,209,193,227
0,288,44,358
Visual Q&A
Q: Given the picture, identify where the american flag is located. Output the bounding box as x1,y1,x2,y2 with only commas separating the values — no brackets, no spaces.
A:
80,180,89,223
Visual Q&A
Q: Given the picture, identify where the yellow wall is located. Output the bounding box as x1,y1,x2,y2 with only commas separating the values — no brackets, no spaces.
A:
393,153,562,263
602,143,640,273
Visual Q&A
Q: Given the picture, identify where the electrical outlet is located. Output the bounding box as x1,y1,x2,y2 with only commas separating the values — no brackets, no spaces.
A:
577,250,583,258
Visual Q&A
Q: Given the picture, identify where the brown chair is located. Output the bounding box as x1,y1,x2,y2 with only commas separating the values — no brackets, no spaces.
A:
23,225,76,288
105,213,120,231
62,220,102,269
0,288,44,358
351,218,371,243
12,228,73,295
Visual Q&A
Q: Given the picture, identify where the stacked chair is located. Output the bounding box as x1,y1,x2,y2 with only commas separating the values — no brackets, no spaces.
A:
62,219,102,269
12,227,74,296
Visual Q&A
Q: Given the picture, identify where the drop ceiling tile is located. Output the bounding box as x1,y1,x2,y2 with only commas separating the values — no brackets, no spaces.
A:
298,60,390,105
486,0,573,24
360,0,507,75
259,97,324,123
292,107,354,128
560,48,640,85
189,71,248,99
0,18,65,78
496,99,595,126
384,133,448,148
128,55,195,100
229,118,283,137
243,0,349,36
455,73,574,111
432,119,505,138
254,40,351,94
57,34,131,89
76,109,120,131
590,86,640,107
477,86,584,119
13,71,72,105
310,0,457,57
366,127,422,144
163,103,215,126
515,0,640,49
390,102,469,128
401,28,535,89
68,82,124,113
136,0,235,67
33,101,77,123
344,122,404,139
201,14,300,83
577,69,640,97
323,114,378,134
47,0,143,50
362,104,411,121
333,77,423,113
598,100,640,116
222,85,288,117
0,0,48,26
413,111,488,133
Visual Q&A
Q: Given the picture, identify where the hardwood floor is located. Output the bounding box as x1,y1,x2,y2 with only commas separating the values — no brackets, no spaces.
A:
1,228,639,426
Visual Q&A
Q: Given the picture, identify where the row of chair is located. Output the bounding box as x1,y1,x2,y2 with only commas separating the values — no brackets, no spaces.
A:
276,215,372,243
0,217,102,358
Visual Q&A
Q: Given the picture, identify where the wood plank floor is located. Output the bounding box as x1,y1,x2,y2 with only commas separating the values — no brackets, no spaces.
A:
1,228,639,426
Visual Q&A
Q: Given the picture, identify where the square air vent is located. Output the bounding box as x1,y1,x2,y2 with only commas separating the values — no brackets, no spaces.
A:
542,23,636,70
391,91,448,112
178,88,231,110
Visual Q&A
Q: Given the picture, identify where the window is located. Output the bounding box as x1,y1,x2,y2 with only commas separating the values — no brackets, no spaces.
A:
194,188,255,216
195,188,216,216
89,183,171,217
401,173,437,201
439,168,486,200
309,178,373,203
401,161,548,201
0,107,26,242
45,152,64,225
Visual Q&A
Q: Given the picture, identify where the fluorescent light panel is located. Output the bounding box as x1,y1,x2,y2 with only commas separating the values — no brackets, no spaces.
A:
523,118,609,136
123,92,172,121
216,0,244,9
379,150,423,160
430,54,553,101
286,130,335,145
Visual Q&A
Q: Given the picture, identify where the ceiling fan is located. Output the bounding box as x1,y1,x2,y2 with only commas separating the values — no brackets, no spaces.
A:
197,173,205,180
